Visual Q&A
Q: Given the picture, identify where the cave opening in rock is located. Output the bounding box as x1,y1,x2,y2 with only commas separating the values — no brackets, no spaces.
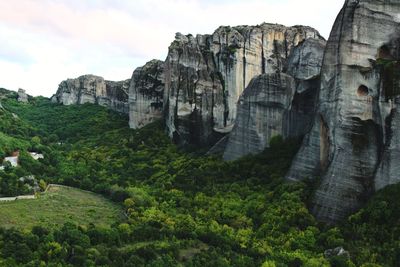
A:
357,85,369,97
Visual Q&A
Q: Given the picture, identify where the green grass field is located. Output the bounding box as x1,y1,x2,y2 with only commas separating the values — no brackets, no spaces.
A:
0,185,124,229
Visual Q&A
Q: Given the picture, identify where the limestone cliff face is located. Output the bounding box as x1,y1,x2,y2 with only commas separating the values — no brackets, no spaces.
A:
129,60,165,129
223,38,326,160
164,24,324,145
223,74,296,160
286,0,400,223
52,75,130,113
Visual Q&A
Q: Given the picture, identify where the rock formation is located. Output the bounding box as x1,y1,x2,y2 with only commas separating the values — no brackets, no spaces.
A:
286,0,400,223
164,24,324,146
17,89,28,103
129,60,165,129
223,74,296,160
51,75,130,113
223,38,326,160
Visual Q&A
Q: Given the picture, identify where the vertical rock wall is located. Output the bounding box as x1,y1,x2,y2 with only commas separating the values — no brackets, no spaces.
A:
164,24,324,146
286,0,400,223
129,60,165,129
223,38,326,160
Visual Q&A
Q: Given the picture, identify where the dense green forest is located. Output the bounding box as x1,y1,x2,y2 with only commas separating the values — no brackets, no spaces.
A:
0,90,398,266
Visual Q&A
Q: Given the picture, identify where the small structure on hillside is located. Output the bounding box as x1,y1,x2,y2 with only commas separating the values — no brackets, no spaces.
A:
29,152,44,160
0,151,44,171
3,151,19,167
4,156,18,167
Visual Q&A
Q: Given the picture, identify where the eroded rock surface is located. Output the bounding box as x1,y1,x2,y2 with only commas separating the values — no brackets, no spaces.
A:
164,24,323,145
223,38,325,160
129,60,165,129
286,0,400,223
17,89,28,103
52,75,130,113
223,74,296,160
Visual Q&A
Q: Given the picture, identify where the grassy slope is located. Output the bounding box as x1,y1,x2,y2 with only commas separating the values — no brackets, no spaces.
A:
0,185,123,229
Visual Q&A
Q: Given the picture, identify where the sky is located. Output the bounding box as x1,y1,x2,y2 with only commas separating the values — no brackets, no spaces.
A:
0,0,345,97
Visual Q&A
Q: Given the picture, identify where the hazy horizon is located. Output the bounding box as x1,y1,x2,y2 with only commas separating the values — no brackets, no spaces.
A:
0,0,344,97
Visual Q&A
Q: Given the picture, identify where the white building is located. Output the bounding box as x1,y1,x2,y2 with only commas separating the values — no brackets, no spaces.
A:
29,152,44,160
4,156,18,167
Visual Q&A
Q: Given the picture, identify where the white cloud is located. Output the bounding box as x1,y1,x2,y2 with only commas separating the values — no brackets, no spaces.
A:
0,0,344,96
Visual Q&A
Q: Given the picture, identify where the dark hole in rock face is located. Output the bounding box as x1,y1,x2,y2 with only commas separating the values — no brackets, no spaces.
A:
357,85,369,97
378,45,393,60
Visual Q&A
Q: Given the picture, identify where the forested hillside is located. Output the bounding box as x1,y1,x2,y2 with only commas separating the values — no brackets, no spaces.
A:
0,91,398,266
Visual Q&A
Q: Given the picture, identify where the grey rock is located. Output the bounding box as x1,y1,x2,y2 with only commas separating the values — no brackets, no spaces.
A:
52,75,130,113
207,135,229,155
324,247,350,259
287,38,326,93
376,107,400,190
223,73,296,160
129,60,165,129
223,38,325,161
17,88,28,103
164,24,324,146
286,0,400,223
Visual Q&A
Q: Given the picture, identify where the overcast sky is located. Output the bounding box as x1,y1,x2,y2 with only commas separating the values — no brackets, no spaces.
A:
0,0,345,97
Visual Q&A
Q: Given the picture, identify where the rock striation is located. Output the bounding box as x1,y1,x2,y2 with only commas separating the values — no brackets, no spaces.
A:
164,24,324,146
223,38,326,160
129,60,165,129
286,0,400,223
51,75,130,113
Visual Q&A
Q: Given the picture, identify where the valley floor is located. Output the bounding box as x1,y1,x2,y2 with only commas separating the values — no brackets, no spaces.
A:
0,184,123,229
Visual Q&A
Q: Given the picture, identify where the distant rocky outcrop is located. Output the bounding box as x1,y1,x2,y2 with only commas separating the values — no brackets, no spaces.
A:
164,23,323,146
51,75,130,113
286,0,400,223
129,60,165,129
223,37,326,160
17,89,28,103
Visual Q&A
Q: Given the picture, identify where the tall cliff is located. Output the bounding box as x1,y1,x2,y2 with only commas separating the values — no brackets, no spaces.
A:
223,38,326,160
286,0,400,223
164,24,324,146
129,60,165,129
51,75,130,113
